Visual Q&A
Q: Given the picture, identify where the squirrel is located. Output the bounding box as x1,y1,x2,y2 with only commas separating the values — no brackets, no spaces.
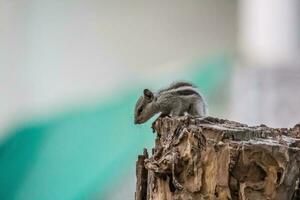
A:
134,81,207,124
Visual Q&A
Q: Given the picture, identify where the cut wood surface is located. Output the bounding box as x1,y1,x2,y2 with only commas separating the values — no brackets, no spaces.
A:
135,116,300,200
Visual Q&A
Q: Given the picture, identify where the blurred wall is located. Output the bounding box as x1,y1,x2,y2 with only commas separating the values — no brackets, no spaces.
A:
238,0,300,66
230,0,300,127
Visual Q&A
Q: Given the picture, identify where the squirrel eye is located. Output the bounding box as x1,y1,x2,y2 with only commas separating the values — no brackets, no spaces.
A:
138,107,143,114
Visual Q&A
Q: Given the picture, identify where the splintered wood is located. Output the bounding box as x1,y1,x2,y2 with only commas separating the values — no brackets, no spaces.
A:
135,117,300,200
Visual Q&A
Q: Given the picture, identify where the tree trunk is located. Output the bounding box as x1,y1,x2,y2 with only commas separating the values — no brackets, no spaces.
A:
135,116,300,200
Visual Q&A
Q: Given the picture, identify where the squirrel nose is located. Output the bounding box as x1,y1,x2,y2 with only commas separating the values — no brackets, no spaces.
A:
135,118,142,124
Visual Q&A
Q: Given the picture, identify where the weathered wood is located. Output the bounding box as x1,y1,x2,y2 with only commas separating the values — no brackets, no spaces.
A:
135,148,149,200
136,116,300,200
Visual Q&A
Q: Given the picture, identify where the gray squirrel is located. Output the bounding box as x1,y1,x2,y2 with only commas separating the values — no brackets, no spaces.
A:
134,81,207,124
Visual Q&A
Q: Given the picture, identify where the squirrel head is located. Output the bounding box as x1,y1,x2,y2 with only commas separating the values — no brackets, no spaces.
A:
134,89,157,124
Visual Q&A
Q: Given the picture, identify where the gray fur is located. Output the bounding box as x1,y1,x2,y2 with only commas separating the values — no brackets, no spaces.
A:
134,81,207,124
157,82,195,94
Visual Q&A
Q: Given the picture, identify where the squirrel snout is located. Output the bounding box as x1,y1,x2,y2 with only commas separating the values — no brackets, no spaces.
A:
134,118,140,124
134,116,144,124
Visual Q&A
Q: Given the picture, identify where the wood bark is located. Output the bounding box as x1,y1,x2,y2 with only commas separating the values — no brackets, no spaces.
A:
135,116,300,200
136,148,149,200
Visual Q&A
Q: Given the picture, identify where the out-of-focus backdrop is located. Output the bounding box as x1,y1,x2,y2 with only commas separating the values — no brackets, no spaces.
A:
0,0,299,199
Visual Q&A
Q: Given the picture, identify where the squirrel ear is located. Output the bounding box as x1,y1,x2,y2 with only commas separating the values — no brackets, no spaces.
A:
143,89,153,100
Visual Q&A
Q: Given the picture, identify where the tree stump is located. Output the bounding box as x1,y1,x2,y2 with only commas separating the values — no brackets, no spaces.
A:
135,116,300,200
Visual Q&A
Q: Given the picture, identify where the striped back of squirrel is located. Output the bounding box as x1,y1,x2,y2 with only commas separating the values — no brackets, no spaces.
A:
158,81,201,98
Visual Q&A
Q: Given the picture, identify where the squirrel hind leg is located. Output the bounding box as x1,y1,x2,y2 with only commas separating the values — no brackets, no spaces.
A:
188,103,204,117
